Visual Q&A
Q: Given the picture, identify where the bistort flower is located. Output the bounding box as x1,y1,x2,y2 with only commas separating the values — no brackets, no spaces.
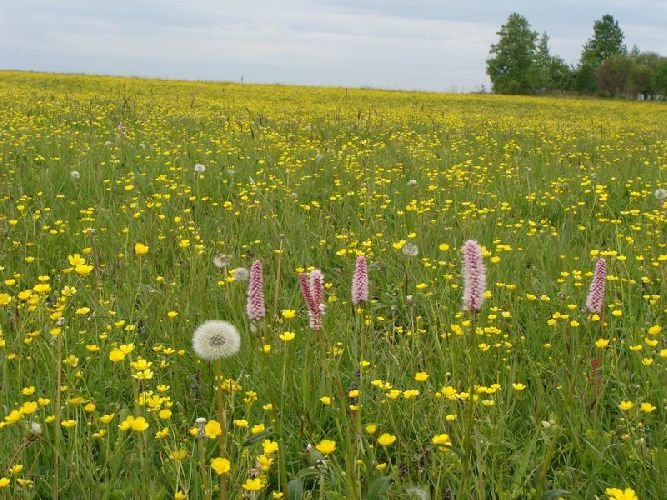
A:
246,260,265,321
351,255,369,306
585,257,606,314
462,240,486,312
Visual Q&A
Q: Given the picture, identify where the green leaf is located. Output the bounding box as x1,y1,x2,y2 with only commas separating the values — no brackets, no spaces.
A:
287,478,304,500
365,476,392,500
541,489,570,500
241,427,273,446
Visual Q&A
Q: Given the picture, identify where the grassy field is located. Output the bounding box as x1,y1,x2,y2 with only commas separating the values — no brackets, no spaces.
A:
0,70,665,499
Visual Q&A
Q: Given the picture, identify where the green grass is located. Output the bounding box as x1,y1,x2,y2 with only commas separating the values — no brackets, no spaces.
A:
0,70,665,499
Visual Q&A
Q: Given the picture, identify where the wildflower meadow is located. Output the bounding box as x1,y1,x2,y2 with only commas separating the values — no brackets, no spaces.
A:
0,70,665,499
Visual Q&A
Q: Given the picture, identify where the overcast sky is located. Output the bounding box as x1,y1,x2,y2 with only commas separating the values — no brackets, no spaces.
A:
1,0,665,91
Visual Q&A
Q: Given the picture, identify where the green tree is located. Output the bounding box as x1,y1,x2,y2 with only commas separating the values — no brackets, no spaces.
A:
596,55,632,97
628,52,664,98
576,14,626,93
650,59,667,96
486,13,538,94
529,33,574,93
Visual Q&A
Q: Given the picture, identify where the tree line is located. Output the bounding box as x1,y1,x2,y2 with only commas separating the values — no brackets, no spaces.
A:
486,13,667,98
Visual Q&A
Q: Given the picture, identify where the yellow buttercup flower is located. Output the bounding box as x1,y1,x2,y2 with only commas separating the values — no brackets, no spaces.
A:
315,439,336,455
211,457,231,475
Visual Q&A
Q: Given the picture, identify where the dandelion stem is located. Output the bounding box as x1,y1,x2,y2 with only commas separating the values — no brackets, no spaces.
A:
198,432,212,500
214,361,228,500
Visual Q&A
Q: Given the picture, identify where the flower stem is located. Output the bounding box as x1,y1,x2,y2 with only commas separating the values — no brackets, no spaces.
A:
214,360,227,500
53,331,62,500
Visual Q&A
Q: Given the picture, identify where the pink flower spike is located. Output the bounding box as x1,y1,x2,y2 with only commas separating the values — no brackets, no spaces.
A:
462,240,487,312
300,269,325,331
246,260,266,321
299,273,316,312
351,255,369,306
585,257,606,314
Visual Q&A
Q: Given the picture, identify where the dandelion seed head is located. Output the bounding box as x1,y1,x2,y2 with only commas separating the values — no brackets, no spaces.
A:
402,243,419,257
233,267,249,281
213,254,231,268
194,163,206,173
192,320,241,361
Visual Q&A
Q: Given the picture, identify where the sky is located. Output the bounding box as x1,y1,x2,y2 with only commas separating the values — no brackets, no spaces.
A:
1,0,666,92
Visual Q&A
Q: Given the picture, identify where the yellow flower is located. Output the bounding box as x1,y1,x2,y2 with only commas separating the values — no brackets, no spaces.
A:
233,419,249,428
134,243,149,256
431,434,451,447
8,464,23,474
414,372,429,382
512,383,526,391
242,478,264,491
377,433,396,446
281,310,296,319
639,402,656,413
174,491,186,500
0,477,10,488
262,439,279,455
0,293,12,305
109,348,125,362
365,424,377,434
61,420,77,428
595,338,610,348
438,243,450,251
99,413,115,424
647,325,661,335
605,487,638,500
205,420,222,439
119,343,135,354
256,454,273,471
74,264,94,276
170,450,187,460
279,331,295,342
319,396,331,405
118,415,149,432
315,439,336,455
210,457,230,475
167,311,178,319
618,401,634,411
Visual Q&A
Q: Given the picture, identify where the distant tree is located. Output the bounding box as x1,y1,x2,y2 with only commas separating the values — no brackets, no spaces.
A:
576,14,626,93
596,55,632,96
529,33,574,93
628,52,663,98
486,13,538,94
651,58,667,96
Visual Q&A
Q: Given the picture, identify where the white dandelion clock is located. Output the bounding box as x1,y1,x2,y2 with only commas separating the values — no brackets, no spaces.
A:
194,163,206,173
192,320,241,361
